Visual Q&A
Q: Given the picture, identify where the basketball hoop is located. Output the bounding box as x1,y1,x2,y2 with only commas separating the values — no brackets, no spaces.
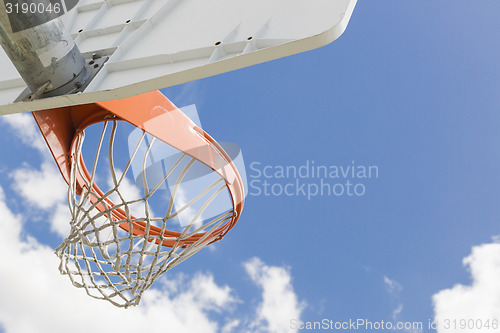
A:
33,91,245,307
0,0,357,308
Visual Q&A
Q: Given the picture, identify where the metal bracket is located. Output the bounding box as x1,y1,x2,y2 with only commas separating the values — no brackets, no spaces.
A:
15,55,109,103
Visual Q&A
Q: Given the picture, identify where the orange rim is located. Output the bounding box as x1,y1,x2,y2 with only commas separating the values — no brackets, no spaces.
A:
33,91,244,248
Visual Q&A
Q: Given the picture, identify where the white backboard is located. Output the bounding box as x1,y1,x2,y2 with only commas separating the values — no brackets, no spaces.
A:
0,0,357,115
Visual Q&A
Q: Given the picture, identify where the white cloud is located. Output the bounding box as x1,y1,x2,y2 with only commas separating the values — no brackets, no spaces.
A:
2,163,306,333
433,241,500,333
244,257,306,333
384,276,402,295
0,184,239,333
222,319,241,333
50,203,72,237
1,113,46,152
383,276,405,323
393,304,403,318
2,113,73,237
0,180,305,333
11,161,67,210
10,161,70,237
382,276,422,333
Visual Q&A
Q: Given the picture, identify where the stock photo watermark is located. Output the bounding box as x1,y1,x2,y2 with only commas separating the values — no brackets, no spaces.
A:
129,103,379,203
290,318,500,331
248,161,379,200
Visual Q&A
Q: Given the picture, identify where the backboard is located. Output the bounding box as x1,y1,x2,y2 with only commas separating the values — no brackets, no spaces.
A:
0,0,357,115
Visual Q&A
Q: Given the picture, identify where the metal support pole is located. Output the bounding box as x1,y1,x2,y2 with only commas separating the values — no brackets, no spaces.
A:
0,0,88,97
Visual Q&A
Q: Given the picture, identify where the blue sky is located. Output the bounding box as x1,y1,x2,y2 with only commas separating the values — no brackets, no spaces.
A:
166,0,500,325
1,1,500,332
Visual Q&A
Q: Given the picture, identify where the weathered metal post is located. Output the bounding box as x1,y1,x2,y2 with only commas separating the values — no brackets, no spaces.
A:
0,0,87,97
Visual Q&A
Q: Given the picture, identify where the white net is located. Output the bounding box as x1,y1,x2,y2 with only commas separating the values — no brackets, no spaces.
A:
55,120,237,308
